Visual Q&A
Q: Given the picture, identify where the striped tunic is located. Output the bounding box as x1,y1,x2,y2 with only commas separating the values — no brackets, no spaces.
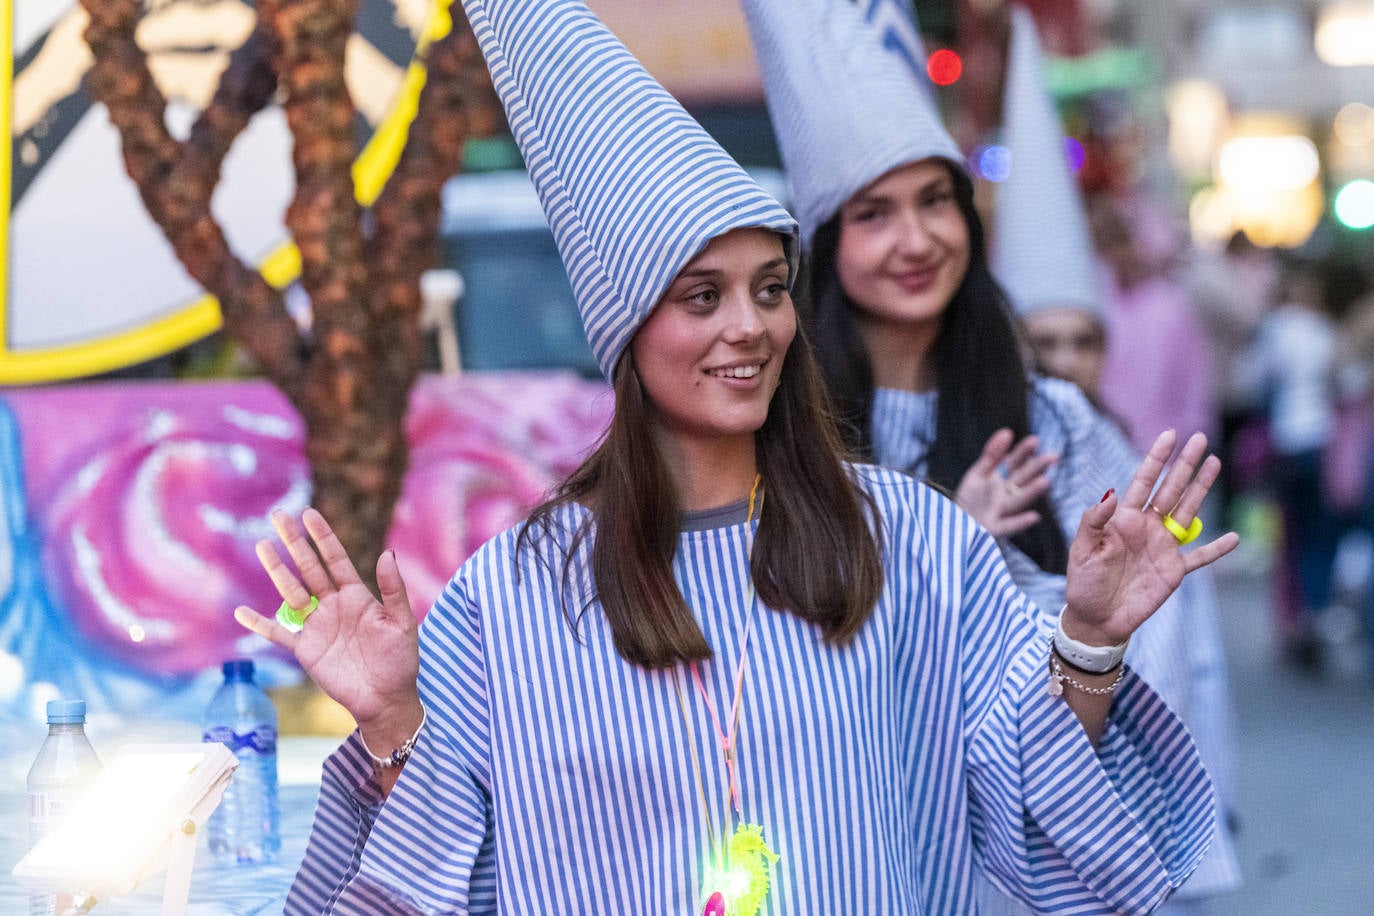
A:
871,376,1241,900
286,466,1213,914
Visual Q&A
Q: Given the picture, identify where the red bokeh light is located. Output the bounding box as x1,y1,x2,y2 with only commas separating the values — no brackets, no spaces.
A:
926,49,963,86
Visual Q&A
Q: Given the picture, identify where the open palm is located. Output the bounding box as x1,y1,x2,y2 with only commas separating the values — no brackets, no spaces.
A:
234,508,420,730
955,428,1057,538
1063,430,1239,646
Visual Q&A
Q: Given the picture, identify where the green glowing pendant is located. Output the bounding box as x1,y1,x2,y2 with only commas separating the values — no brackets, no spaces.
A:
700,823,779,916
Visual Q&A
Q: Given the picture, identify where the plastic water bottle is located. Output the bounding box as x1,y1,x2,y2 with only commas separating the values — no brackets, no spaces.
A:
203,659,280,864
27,699,102,916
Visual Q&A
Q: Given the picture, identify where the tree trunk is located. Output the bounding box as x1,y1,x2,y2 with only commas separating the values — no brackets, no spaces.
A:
81,0,498,587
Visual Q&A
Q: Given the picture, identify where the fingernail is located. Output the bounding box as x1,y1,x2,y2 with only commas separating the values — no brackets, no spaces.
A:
1100,488,1114,503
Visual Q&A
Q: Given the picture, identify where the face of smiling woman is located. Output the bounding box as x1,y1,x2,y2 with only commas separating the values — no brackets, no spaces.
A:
630,228,795,452
835,159,971,337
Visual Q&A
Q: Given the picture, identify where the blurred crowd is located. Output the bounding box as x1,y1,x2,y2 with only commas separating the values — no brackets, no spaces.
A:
1022,184,1374,685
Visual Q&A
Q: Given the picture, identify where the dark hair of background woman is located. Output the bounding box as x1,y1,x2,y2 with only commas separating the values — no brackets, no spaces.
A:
519,301,886,669
802,163,1068,575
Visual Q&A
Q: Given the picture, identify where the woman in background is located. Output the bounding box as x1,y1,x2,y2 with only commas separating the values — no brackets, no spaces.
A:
744,1,1242,910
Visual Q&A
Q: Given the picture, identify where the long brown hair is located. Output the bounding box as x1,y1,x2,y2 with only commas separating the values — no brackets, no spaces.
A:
518,317,885,669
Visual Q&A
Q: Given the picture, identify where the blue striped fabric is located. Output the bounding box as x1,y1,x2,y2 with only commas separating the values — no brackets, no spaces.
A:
286,465,1215,914
742,0,964,244
993,8,1102,319
870,376,1242,900
461,0,796,379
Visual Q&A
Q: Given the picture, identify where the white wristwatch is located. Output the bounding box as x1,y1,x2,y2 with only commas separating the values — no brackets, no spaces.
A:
1053,607,1128,673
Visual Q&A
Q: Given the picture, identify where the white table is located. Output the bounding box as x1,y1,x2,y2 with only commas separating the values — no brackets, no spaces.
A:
2,736,336,914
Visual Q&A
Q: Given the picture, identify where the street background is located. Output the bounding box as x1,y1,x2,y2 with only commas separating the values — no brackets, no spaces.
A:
1213,518,1374,915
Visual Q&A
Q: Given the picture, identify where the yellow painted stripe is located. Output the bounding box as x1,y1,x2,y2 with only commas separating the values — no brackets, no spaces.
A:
0,298,222,384
0,0,13,359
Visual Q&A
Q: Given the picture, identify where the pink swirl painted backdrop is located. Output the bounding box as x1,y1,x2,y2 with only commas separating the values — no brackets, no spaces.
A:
6,373,611,676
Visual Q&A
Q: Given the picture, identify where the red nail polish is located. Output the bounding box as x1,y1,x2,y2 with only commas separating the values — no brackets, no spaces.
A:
1100,489,1114,503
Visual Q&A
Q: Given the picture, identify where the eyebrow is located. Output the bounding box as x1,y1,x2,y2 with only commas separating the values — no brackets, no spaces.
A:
849,177,954,207
675,257,788,280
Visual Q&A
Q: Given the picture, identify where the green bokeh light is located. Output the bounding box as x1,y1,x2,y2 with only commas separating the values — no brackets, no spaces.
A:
1334,179,1374,229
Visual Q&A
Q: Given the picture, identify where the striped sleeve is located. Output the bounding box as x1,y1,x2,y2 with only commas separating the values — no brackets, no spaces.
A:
946,499,1216,915
288,571,499,914
283,734,385,914
1030,378,1242,897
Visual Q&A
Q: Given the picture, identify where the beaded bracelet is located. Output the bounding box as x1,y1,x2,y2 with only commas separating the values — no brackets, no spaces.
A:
1046,638,1125,697
360,708,427,770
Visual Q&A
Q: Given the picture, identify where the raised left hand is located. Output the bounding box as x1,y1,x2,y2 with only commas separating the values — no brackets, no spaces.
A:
1063,429,1240,646
955,428,1058,538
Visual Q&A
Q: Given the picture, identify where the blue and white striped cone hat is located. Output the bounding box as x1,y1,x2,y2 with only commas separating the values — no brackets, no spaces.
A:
459,0,797,379
858,0,932,92
743,0,963,247
992,6,1101,319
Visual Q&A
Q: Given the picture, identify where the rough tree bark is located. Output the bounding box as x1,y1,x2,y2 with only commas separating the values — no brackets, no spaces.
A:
80,0,498,585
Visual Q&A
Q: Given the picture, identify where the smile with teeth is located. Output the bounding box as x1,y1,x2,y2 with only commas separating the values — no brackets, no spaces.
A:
707,362,765,379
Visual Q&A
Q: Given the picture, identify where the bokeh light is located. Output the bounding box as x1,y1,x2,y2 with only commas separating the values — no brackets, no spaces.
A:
977,145,1013,183
1063,137,1086,173
926,49,963,86
1216,135,1320,191
1316,3,1374,66
1334,102,1374,146
1335,179,1374,229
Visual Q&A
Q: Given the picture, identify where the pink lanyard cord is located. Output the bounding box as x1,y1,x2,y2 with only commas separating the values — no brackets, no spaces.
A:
677,476,764,841
688,615,753,814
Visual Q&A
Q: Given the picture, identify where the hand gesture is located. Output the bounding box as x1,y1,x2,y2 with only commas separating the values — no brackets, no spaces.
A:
955,428,1058,537
233,508,423,744
1063,430,1240,646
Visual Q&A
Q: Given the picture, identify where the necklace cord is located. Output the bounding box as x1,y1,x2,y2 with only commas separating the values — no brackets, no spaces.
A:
675,475,765,878
674,669,719,858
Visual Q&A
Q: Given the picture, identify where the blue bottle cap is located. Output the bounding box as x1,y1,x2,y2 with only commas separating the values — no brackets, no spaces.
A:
46,700,87,724
222,658,255,682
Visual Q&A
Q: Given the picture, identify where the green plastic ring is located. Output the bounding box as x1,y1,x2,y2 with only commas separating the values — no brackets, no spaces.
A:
275,595,320,632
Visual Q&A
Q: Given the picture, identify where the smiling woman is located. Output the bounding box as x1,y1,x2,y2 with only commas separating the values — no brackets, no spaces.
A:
634,230,794,454
231,0,1235,913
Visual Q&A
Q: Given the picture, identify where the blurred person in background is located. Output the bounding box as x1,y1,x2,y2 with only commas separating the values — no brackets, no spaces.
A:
1248,259,1339,671
989,2,1111,413
745,1,1242,909
1185,231,1278,530
1093,196,1218,457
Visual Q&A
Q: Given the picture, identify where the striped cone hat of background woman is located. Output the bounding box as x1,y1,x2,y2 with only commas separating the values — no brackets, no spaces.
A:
742,0,963,246
992,6,1102,319
458,0,797,380
859,0,933,96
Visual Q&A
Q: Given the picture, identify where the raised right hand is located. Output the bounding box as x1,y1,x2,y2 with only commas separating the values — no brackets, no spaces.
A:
233,508,423,748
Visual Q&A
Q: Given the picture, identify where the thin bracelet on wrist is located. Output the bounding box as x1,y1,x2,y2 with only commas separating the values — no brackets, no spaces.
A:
1047,638,1126,697
360,707,427,771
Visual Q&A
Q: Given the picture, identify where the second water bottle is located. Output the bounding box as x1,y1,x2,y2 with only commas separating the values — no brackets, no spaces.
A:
203,658,280,864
